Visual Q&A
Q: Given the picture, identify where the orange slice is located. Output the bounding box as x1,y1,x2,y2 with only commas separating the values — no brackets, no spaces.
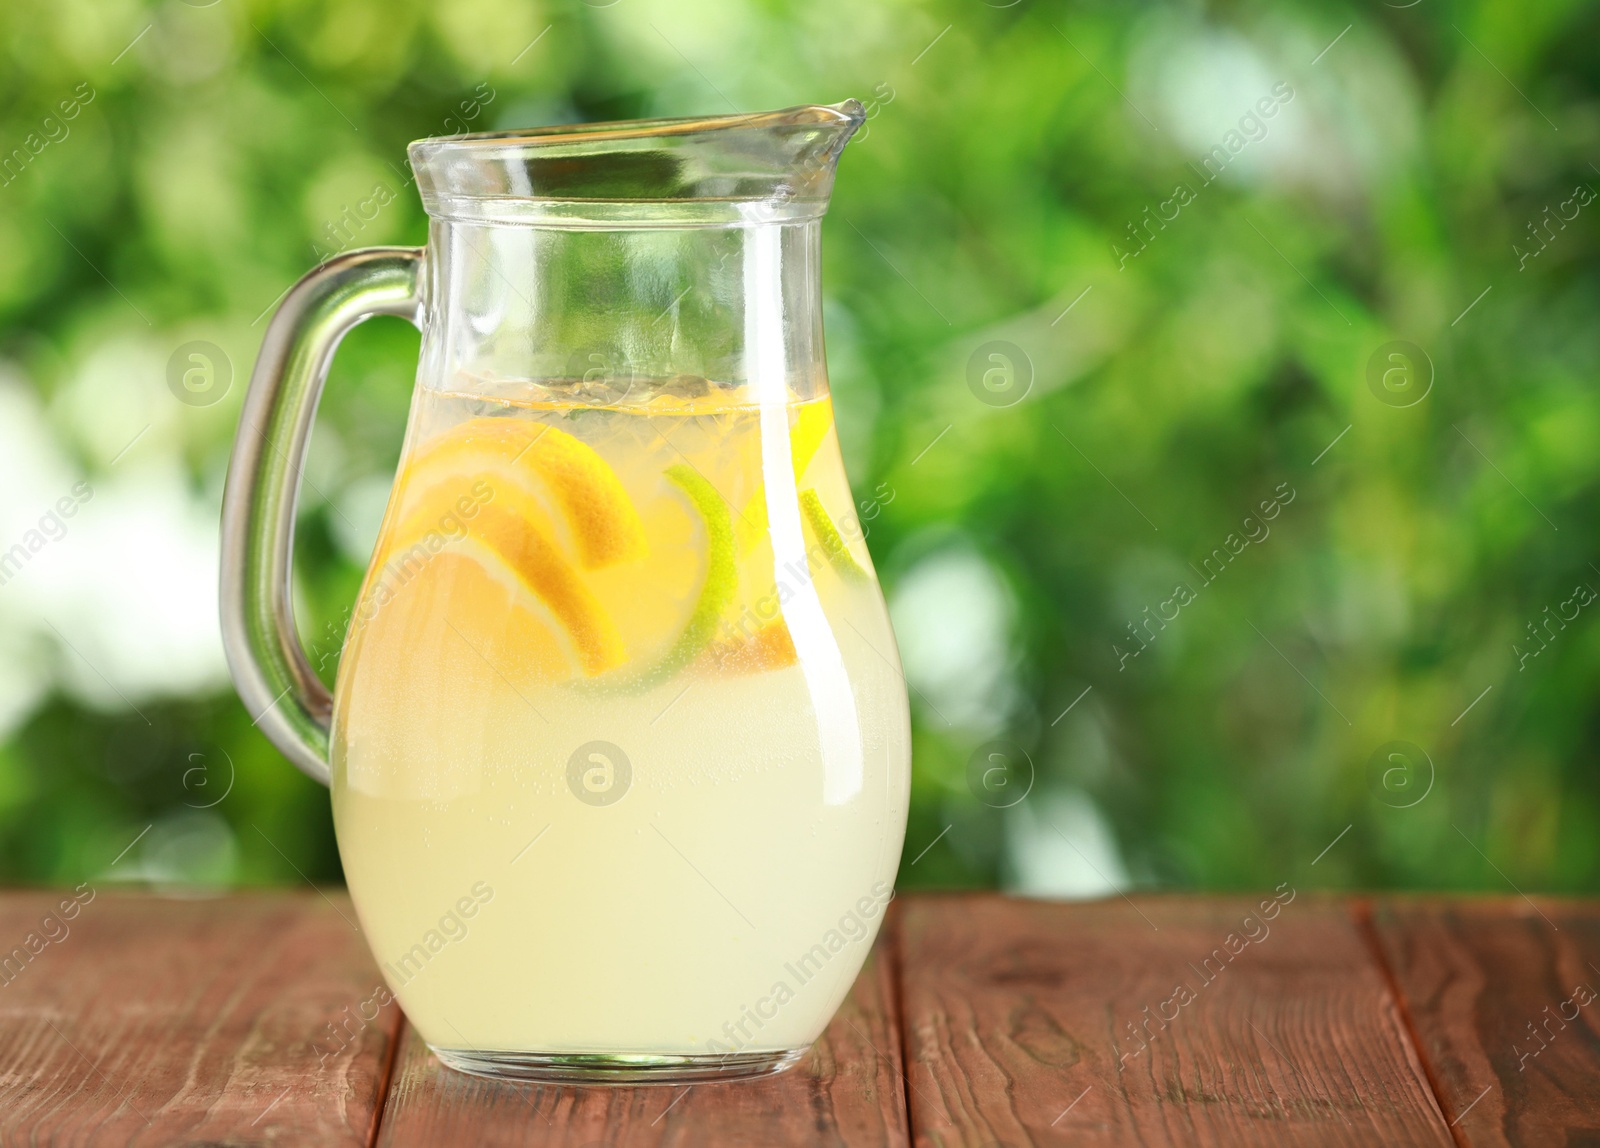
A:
700,619,798,676
368,544,576,682
337,542,578,790
381,474,624,677
404,418,646,570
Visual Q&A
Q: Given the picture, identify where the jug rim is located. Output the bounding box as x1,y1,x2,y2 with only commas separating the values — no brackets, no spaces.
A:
406,100,865,228
408,101,865,153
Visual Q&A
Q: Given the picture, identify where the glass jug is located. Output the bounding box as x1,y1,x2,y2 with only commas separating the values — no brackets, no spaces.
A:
220,102,911,1083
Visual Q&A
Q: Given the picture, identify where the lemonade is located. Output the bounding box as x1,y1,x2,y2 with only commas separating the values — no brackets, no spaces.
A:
329,377,911,1072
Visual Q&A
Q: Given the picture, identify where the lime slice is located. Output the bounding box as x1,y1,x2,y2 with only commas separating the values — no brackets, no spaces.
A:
735,396,837,552
579,463,738,693
652,464,738,677
799,488,869,584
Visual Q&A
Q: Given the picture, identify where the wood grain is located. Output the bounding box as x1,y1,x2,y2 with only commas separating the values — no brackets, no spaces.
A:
9,889,1599,1146
1367,896,1600,1147
896,893,1453,1147
375,929,908,1147
0,888,400,1146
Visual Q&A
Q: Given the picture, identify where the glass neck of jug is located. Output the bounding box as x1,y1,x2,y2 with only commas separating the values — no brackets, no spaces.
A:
406,101,865,404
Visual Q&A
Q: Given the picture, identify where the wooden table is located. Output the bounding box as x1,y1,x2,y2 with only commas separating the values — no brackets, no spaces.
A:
1,890,1596,1146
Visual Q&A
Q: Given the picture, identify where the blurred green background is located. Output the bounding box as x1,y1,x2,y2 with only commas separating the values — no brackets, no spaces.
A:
0,0,1596,896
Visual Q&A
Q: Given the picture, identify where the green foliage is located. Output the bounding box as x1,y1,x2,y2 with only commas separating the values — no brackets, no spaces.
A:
0,0,1595,893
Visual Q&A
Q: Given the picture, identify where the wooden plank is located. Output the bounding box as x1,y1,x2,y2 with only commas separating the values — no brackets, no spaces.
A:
0,888,401,1146
1367,896,1600,1147
375,928,908,1147
896,893,1453,1147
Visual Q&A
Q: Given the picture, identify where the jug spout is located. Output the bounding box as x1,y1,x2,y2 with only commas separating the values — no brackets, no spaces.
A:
409,101,866,227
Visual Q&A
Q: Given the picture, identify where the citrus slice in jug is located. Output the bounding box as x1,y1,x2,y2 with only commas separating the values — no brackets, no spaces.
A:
345,416,650,694
798,488,870,584
580,463,737,689
401,416,647,570
383,474,624,677
734,396,836,552
700,618,798,676
358,544,579,685
335,534,587,799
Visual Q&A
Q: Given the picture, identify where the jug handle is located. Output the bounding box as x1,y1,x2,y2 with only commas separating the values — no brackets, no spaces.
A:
220,247,424,786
